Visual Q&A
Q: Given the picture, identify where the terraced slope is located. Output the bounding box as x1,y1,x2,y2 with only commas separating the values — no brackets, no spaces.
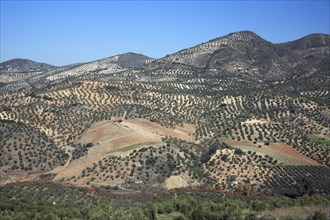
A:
92,32,329,96
0,76,329,196
0,31,329,197
2,32,329,94
0,120,68,183
0,59,54,74
159,31,329,82
0,53,153,94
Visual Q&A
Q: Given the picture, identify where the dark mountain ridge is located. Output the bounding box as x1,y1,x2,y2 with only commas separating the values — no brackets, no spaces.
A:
280,33,330,50
116,52,153,68
0,52,154,91
0,58,54,73
157,31,329,83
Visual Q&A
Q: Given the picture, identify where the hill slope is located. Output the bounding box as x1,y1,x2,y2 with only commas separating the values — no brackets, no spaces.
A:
101,31,329,92
0,58,54,73
0,52,154,93
0,59,55,83
0,31,329,197
1,32,329,93
159,31,330,82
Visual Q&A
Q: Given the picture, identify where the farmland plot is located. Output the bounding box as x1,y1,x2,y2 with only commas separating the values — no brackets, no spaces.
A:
225,140,320,166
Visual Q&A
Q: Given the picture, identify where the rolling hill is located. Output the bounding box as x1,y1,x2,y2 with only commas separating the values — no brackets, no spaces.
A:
0,31,329,203
0,52,154,92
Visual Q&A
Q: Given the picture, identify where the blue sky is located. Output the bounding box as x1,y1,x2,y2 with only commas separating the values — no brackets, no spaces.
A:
1,1,329,66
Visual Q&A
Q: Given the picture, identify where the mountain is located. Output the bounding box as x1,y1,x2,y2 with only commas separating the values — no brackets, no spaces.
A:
0,31,330,209
0,58,54,73
42,52,154,81
0,59,55,84
1,32,329,93
95,31,328,93
0,53,152,75
0,52,154,92
281,33,329,50
157,31,330,83
276,34,330,91
117,52,154,68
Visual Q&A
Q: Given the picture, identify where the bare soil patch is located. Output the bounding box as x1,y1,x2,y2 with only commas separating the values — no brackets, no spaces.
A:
165,174,196,190
242,119,271,124
53,119,195,186
225,140,320,166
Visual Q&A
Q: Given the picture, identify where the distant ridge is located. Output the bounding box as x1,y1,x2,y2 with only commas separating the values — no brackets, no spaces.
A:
0,58,54,73
0,31,329,92
279,33,330,50
155,31,329,84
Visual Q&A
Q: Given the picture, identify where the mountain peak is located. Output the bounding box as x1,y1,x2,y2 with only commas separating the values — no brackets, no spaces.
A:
116,52,153,68
161,30,267,68
0,58,54,73
222,31,264,43
280,33,330,50
227,30,258,36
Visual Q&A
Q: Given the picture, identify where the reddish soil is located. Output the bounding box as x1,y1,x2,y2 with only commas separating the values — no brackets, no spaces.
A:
225,140,320,166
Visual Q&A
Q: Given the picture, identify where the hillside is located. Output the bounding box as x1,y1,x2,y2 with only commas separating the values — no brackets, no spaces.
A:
0,59,54,83
118,31,329,86
0,58,54,73
0,52,154,92
0,31,329,202
163,31,329,81
1,32,329,94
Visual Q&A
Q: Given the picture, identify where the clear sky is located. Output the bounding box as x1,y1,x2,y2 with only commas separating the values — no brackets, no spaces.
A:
1,1,329,66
